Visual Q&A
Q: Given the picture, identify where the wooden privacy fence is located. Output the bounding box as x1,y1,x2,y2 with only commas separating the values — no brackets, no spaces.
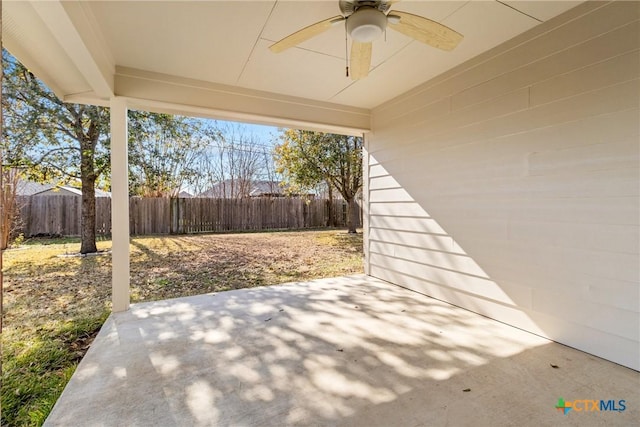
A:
16,196,112,237
17,195,358,237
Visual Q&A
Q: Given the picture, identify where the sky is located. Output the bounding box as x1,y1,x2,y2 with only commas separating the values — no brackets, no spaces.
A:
221,121,282,147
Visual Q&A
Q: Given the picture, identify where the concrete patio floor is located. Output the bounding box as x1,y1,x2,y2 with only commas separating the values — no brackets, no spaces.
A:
45,275,639,426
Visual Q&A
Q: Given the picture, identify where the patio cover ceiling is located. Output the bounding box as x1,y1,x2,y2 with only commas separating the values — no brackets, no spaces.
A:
3,0,584,134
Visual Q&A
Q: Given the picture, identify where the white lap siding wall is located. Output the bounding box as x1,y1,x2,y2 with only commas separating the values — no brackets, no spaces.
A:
366,1,640,370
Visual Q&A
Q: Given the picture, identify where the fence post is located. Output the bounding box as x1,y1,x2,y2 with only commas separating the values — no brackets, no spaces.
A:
170,197,177,234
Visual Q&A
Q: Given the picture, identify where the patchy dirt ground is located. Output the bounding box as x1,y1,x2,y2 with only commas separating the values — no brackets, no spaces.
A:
129,230,363,301
2,230,363,426
3,230,363,331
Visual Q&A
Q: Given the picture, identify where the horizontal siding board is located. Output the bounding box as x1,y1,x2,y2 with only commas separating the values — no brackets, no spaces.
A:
369,202,431,218
453,23,640,110
531,48,640,106
369,188,416,203
368,164,390,179
369,215,447,234
390,167,640,200
425,218,510,242
374,97,451,130
369,228,458,253
423,195,639,226
369,175,401,190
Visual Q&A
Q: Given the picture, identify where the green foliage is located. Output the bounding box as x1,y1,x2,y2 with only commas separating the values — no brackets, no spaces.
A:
2,49,110,185
11,233,24,248
274,130,362,199
274,130,363,231
127,110,208,197
273,130,325,193
1,311,109,427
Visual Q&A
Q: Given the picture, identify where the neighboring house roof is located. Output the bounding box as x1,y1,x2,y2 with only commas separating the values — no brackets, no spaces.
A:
17,180,111,197
178,191,193,198
248,181,285,197
94,188,112,198
16,180,55,196
32,187,81,197
197,180,287,198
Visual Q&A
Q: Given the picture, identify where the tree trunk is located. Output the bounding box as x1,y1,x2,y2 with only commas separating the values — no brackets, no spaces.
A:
346,197,359,234
327,183,334,227
80,176,98,254
80,136,98,254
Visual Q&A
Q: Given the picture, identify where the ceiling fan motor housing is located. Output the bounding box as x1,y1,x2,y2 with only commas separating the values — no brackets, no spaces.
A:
339,0,392,15
347,7,387,43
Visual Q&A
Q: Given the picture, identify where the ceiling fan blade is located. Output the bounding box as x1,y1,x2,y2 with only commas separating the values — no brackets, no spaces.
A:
350,41,372,80
269,16,344,53
388,11,463,51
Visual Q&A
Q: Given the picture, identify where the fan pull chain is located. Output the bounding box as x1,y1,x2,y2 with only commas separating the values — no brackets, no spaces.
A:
345,19,349,77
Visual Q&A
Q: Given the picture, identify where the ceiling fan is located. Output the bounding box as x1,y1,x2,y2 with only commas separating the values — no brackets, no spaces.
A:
269,0,464,80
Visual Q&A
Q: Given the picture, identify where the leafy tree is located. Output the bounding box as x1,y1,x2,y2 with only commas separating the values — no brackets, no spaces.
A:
0,167,21,250
127,111,206,197
2,49,109,254
274,130,362,233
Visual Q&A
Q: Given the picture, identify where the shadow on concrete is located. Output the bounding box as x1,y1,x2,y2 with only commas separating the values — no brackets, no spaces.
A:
44,275,639,426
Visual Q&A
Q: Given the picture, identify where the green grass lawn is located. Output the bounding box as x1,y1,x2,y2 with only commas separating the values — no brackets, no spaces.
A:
2,229,363,426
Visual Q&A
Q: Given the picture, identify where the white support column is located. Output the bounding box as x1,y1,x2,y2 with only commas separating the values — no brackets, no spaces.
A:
362,132,370,276
110,97,130,312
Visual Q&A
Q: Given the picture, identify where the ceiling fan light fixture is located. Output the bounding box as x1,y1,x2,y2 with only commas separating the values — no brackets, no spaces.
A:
347,7,387,43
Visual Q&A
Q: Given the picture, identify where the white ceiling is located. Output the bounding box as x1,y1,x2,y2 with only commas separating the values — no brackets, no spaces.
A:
3,1,584,120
